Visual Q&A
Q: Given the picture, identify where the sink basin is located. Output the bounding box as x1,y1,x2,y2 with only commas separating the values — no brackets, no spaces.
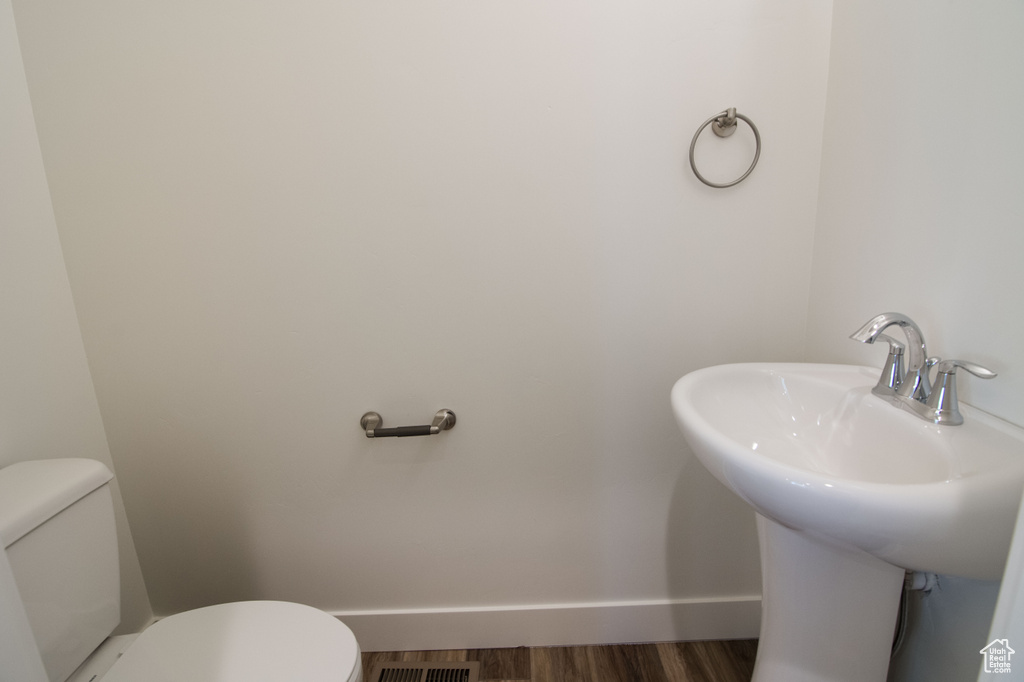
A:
671,362,1024,580
671,363,1024,682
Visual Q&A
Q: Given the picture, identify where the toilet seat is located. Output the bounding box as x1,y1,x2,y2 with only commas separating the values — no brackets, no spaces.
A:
101,601,362,682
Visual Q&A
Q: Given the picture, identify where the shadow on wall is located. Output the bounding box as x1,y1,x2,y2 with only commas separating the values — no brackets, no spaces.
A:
887,575,1001,682
665,443,762,636
123,435,265,615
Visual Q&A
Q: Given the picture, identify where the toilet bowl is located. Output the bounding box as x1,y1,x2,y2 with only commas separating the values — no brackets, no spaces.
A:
0,458,362,682
86,601,362,682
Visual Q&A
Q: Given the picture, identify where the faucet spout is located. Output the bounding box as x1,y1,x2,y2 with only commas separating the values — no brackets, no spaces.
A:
850,312,930,400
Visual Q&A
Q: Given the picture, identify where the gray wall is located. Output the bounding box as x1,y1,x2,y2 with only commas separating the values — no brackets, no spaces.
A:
1,0,151,633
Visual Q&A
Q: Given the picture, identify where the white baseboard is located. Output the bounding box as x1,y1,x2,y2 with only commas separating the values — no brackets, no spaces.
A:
333,595,761,652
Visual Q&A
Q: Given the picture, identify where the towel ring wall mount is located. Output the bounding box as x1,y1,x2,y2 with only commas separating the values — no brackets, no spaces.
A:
689,107,761,188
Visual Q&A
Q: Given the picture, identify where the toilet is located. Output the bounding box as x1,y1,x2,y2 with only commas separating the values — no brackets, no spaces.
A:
0,458,363,682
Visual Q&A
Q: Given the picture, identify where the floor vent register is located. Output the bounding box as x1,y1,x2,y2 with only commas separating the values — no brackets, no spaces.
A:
368,661,480,682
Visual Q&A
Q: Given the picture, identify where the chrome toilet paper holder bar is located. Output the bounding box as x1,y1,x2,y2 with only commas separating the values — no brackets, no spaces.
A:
360,409,456,438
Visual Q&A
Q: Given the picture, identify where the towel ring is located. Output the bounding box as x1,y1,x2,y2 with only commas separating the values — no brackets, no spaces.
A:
689,108,761,188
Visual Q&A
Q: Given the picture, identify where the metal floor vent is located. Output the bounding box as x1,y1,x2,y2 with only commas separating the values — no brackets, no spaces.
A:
368,661,480,682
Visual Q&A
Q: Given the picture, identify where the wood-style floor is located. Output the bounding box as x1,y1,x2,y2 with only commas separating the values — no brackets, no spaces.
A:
362,640,758,682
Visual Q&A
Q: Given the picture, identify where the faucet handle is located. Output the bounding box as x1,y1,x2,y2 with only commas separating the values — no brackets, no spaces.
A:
926,359,996,425
934,359,997,379
876,333,904,351
871,334,905,394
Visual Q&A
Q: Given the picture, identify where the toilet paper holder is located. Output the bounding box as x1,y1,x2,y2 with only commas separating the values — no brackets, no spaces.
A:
360,409,456,438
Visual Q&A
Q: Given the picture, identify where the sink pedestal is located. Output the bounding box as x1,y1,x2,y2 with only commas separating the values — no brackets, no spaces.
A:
753,515,905,682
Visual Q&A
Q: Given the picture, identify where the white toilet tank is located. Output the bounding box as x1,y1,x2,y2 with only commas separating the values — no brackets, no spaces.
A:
0,459,120,682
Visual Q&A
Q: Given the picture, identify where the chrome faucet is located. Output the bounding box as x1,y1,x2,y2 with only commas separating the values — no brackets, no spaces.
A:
850,312,932,401
850,312,996,425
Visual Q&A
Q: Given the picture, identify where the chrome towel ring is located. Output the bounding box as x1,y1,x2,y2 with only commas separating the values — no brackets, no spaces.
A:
688,108,761,188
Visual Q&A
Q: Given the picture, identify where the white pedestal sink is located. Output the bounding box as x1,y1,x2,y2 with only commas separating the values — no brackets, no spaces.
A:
671,363,1024,682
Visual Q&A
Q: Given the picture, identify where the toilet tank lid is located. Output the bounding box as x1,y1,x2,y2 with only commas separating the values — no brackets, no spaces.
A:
0,459,113,548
